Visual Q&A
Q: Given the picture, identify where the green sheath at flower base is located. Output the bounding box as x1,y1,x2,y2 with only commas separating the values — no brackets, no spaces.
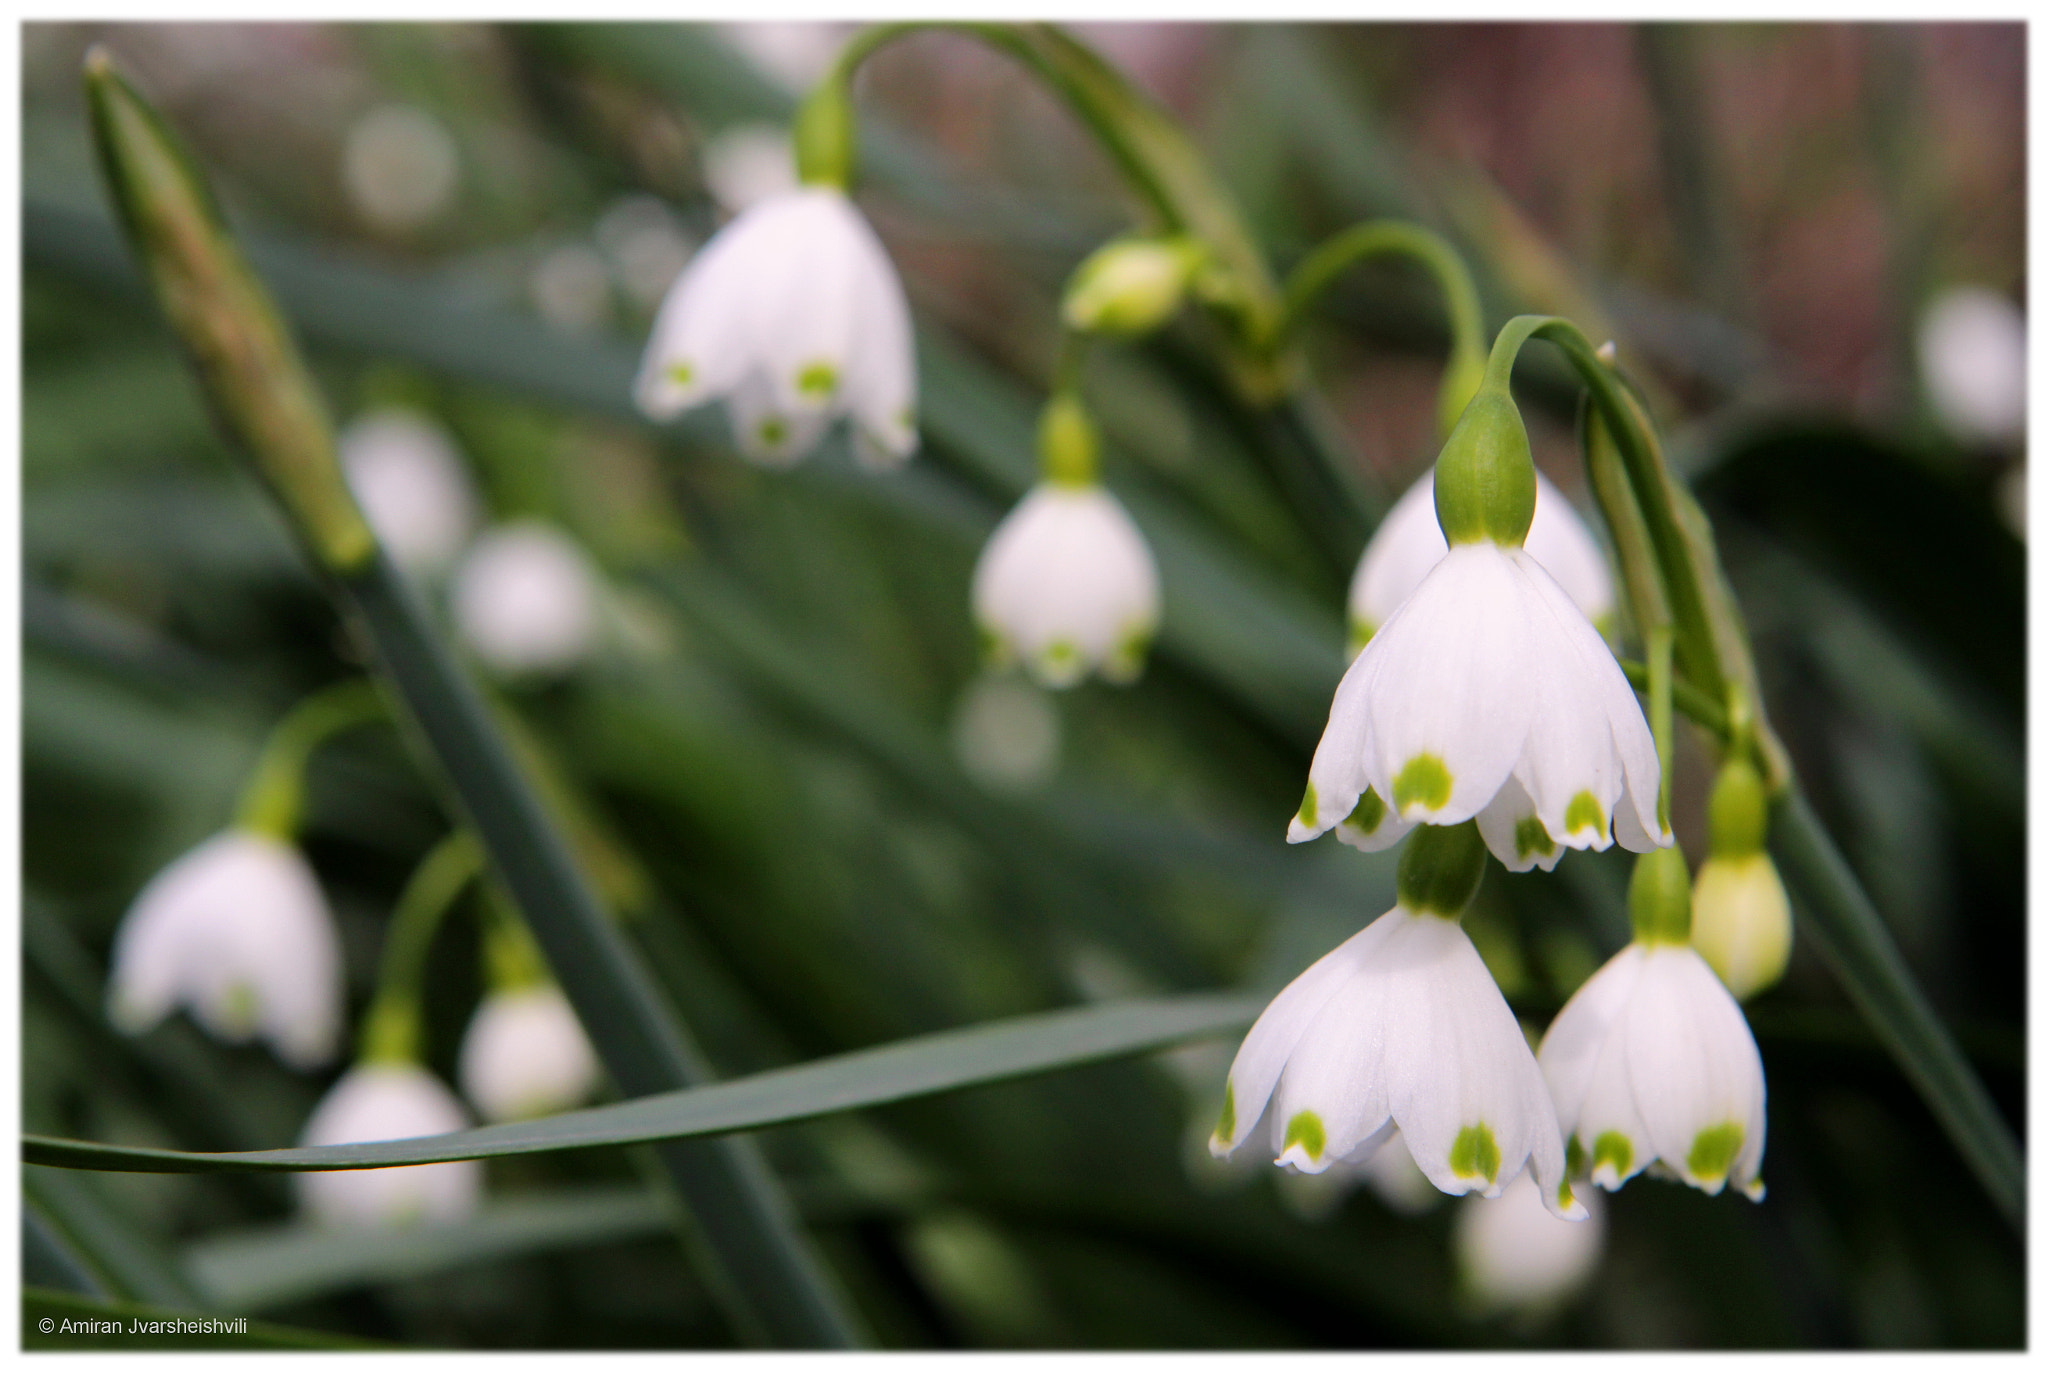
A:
84,48,375,577
1431,387,1536,548
1038,392,1100,487
1062,235,1207,337
1395,820,1487,919
792,76,857,190
1707,757,1770,859
1628,845,1693,945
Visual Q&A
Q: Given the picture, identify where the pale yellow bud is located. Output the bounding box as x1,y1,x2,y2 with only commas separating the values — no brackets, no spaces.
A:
1690,852,1792,1001
1061,236,1205,337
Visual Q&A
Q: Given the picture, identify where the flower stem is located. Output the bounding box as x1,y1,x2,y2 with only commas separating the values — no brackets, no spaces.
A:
358,832,483,1066
1648,625,1674,833
233,679,386,840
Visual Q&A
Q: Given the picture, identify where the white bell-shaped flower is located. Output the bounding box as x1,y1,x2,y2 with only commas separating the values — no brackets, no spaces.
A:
634,186,916,469
458,985,601,1123
1538,849,1767,1200
106,830,343,1070
1211,825,1583,1219
296,1063,483,1228
1348,467,1614,653
450,521,601,677
973,483,1161,689
1292,391,1665,874
339,408,479,577
1454,1171,1606,1316
1917,285,2025,445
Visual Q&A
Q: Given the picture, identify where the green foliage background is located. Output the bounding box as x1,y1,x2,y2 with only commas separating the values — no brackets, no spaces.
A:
22,22,2024,1349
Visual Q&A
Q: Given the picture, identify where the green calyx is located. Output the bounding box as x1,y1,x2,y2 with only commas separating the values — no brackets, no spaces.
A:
1707,757,1770,859
357,996,420,1067
1431,386,1536,547
1062,235,1206,337
1628,845,1694,945
792,78,857,190
1395,820,1487,919
1038,392,1100,487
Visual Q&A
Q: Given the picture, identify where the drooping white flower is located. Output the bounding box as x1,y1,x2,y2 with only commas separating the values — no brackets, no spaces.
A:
972,483,1161,689
1210,905,1582,1219
634,187,917,469
106,830,343,1071
450,521,600,677
1918,285,2026,445
1454,1171,1606,1316
1538,940,1766,1201
457,985,601,1124
1349,468,1614,653
296,1063,483,1228
338,408,479,576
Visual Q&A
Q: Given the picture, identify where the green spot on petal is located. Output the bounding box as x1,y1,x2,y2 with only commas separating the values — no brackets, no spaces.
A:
1592,1130,1633,1179
1043,640,1079,671
1296,782,1318,829
758,417,789,448
1449,1122,1500,1183
1565,789,1606,838
1392,754,1453,814
1213,1081,1235,1145
1343,788,1387,836
217,981,259,1036
1514,815,1557,860
1686,1121,1745,1185
1558,1178,1578,1212
666,362,694,387
797,362,838,398
1283,1110,1326,1161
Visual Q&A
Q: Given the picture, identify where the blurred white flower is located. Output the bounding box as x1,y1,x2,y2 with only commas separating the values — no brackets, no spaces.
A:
951,674,1062,792
1211,905,1582,1219
1357,1137,1443,1216
634,188,917,468
702,123,799,216
296,1063,483,1228
339,408,479,576
1294,542,1665,874
972,483,1161,689
1691,853,1792,1002
1348,468,1614,653
458,985,601,1124
1918,286,2025,444
343,104,458,233
595,195,696,311
1538,939,1766,1201
451,522,601,677
106,830,343,1070
1455,1171,1606,1316
530,244,614,334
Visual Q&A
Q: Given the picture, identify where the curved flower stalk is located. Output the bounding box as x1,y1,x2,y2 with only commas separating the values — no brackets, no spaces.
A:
973,395,1160,688
1538,847,1767,1200
1348,467,1615,655
633,186,916,469
1211,824,1584,1219
296,1063,483,1227
450,521,602,678
105,830,344,1070
1293,385,1666,873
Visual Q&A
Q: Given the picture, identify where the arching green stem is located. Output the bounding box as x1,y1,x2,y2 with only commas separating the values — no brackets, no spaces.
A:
1647,625,1674,833
358,831,484,1065
233,679,386,840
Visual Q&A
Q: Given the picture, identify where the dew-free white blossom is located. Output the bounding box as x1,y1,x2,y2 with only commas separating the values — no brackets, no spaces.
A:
296,1063,484,1228
1294,541,1665,873
1918,286,2026,445
1454,1171,1606,1315
451,521,600,677
1210,905,1582,1219
106,830,343,1070
339,408,479,576
972,483,1161,688
634,187,917,468
458,985,601,1123
1538,940,1766,1200
1691,853,1792,1001
1349,468,1614,652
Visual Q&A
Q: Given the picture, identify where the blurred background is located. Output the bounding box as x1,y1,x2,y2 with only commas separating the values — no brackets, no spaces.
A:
21,21,2024,1350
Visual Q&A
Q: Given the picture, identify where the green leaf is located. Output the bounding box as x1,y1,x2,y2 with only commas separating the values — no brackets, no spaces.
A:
26,993,1258,1173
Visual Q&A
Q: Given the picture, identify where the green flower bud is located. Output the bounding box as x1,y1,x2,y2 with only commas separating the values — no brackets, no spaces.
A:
1062,236,1206,337
1432,386,1536,548
1628,846,1693,946
1691,852,1792,1000
1706,757,1769,858
1395,820,1488,919
1038,392,1100,487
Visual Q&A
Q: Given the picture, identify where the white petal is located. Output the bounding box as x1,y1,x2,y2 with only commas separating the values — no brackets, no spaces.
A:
1291,648,1376,842
296,1064,483,1228
1455,1171,1606,1314
1474,775,1564,873
755,192,864,417
451,522,601,676
1623,946,1767,1195
632,195,784,417
459,986,601,1123
1524,472,1616,628
1346,473,1447,652
727,370,830,466
1536,943,1647,1139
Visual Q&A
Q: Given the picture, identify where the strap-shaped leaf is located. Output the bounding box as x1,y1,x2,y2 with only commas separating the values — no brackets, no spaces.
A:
26,994,1258,1175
